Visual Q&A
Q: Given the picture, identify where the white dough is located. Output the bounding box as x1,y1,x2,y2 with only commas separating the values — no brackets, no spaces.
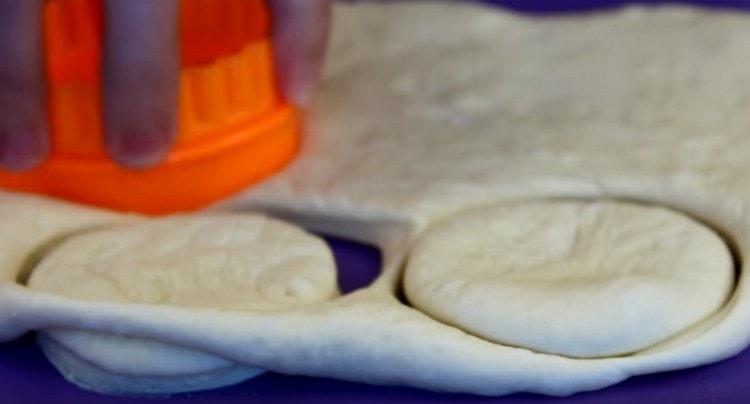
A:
38,331,263,396
404,200,734,357
0,192,132,341
28,214,338,310
0,192,130,284
26,214,337,394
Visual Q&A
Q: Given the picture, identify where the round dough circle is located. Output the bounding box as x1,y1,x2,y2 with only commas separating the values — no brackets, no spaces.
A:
29,214,339,310
404,200,734,358
38,330,264,396
28,213,338,395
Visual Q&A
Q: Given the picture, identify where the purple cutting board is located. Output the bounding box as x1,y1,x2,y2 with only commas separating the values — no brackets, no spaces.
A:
3,1,750,402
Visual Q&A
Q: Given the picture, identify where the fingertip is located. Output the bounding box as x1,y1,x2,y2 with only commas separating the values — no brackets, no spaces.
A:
270,0,331,108
281,69,317,108
103,0,179,170
105,126,176,170
0,125,49,172
104,99,178,169
0,0,49,171
0,89,50,171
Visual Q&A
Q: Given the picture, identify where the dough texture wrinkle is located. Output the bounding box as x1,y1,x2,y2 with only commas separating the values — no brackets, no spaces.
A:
404,201,734,357
28,214,339,311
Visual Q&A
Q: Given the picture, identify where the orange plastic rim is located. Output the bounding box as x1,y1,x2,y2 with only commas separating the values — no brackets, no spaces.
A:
0,0,300,215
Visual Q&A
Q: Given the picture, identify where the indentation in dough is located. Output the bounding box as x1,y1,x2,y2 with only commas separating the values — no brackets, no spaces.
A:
404,200,734,358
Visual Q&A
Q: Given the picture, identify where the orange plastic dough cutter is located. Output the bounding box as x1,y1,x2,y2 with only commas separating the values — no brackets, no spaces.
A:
0,0,300,214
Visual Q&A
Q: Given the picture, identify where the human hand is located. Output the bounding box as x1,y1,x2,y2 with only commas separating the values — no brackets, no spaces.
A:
0,0,330,170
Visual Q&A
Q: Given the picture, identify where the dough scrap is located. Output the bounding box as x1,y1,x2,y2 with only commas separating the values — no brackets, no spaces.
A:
404,200,734,357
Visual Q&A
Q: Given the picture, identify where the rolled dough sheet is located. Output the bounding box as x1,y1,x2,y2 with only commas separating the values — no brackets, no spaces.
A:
2,0,750,397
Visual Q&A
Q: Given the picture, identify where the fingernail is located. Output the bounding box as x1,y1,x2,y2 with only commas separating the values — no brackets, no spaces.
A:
106,130,174,169
0,127,49,172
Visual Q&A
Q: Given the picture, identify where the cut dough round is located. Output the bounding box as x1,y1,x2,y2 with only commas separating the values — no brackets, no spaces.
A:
404,200,734,358
0,192,133,342
29,214,338,310
38,331,263,396
27,214,338,394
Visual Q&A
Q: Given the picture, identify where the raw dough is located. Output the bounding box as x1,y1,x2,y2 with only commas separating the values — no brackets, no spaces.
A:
0,191,132,341
37,331,263,396
29,214,338,310
0,192,129,284
404,200,734,357
26,214,338,395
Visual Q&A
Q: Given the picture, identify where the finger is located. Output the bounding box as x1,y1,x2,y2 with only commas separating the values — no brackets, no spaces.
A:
0,0,49,171
268,0,331,107
103,0,179,169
